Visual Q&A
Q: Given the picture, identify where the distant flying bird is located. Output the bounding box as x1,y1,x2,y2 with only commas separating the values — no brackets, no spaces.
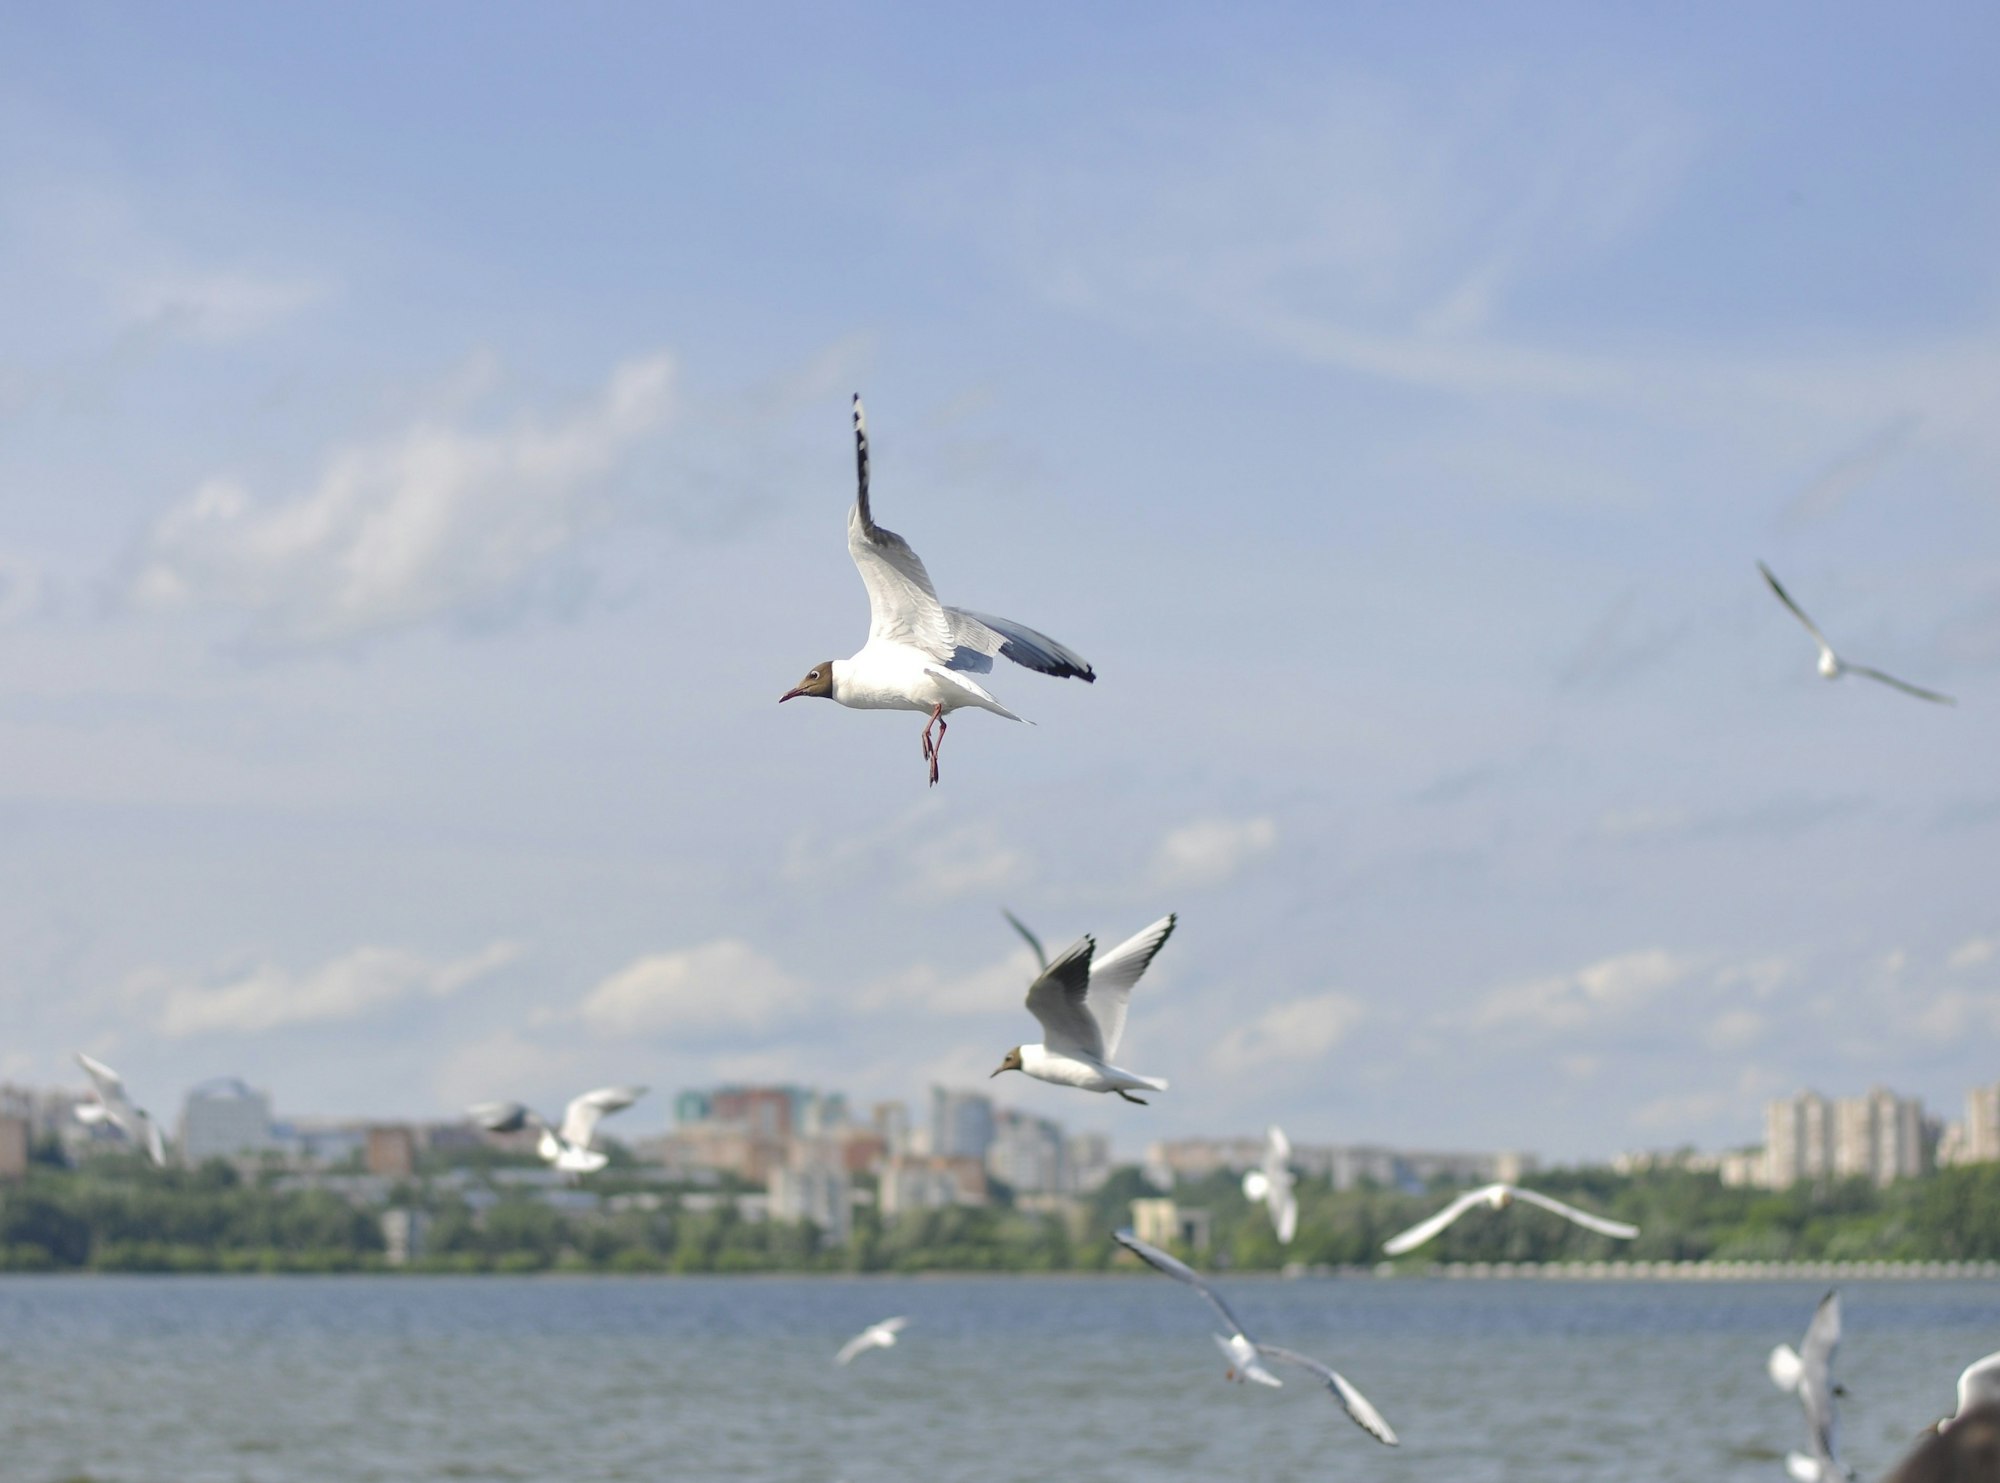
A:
1113,1228,1279,1387
1759,562,1954,705
1936,1350,2000,1433
1768,1290,1855,1483
780,395,1094,786
1113,1229,1397,1445
468,1085,647,1173
990,918,1176,1103
74,1052,167,1167
1242,1124,1299,1245
1381,1183,1638,1256
834,1315,909,1366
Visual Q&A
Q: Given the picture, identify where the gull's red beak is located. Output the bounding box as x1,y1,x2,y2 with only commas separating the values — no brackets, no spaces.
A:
779,686,805,703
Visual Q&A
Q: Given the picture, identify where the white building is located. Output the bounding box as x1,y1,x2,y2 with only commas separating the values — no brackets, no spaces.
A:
929,1087,996,1161
1768,1087,1927,1188
768,1163,852,1247
178,1079,277,1164
987,1109,1067,1195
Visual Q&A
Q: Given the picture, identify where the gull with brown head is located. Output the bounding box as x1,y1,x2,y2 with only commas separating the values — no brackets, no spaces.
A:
780,395,1095,785
990,915,1175,1104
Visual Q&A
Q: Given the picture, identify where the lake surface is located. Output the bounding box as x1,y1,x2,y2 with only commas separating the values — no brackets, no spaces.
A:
1,1274,1992,1482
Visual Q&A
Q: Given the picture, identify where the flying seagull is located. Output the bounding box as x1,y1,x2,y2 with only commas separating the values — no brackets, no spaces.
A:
1113,1230,1397,1445
1769,1290,1854,1482
1113,1228,1279,1387
74,1052,168,1167
990,918,1175,1103
834,1315,909,1366
1242,1124,1299,1245
1935,1349,2000,1433
1382,1183,1638,1255
468,1085,647,1173
1759,562,1954,705
780,395,1095,785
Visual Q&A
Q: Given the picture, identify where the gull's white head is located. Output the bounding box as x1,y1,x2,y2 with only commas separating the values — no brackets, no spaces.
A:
1818,648,1842,679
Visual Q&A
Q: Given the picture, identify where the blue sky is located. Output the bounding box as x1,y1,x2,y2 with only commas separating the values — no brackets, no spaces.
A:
3,3,1997,1161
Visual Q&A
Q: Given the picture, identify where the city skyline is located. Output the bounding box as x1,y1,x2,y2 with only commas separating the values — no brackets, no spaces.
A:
1,6,1997,1161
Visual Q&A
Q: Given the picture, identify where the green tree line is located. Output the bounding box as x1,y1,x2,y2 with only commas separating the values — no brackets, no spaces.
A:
7,1154,2000,1274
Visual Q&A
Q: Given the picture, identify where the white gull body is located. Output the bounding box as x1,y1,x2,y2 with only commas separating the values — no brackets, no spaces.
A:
780,396,1094,784
74,1052,168,1167
1936,1348,2000,1432
834,1315,909,1366
468,1085,647,1174
1242,1124,1299,1244
1759,562,1955,705
1768,1289,1853,1482
992,918,1175,1102
1114,1229,1397,1444
1382,1182,1638,1255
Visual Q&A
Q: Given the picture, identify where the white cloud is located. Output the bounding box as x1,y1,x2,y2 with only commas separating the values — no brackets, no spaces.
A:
1705,1009,1765,1052
1471,947,1691,1032
783,804,1029,903
1147,815,1277,891
906,822,1029,902
128,352,675,642
579,938,806,1037
1949,936,1998,972
146,941,520,1038
857,947,1039,1018
1212,991,1365,1076
120,269,329,342
1915,989,2000,1042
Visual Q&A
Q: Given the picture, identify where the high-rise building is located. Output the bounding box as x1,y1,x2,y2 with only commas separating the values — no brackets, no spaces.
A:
929,1087,996,1161
178,1079,276,1164
0,1115,28,1181
986,1109,1067,1194
1765,1090,1834,1187
1771,1087,1925,1188
769,1160,851,1246
1967,1084,2000,1163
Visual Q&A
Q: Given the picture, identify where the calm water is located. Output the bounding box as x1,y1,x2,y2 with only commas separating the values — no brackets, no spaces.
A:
0,1275,1993,1482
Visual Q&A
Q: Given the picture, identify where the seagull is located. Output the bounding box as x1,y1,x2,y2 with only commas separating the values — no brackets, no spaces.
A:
780,395,1095,786
1113,1229,1397,1444
468,1085,647,1173
1256,1346,1400,1446
1113,1228,1280,1387
1936,1350,2000,1432
74,1053,167,1167
1381,1182,1638,1255
1768,1290,1855,1483
1759,562,1954,705
834,1315,909,1366
1242,1124,1299,1245
990,918,1175,1103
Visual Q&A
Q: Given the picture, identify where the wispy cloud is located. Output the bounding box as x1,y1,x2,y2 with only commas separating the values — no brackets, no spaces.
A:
1146,815,1277,892
118,268,330,343
1470,947,1693,1032
141,941,521,1038
1212,990,1365,1075
127,352,675,644
579,938,807,1037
